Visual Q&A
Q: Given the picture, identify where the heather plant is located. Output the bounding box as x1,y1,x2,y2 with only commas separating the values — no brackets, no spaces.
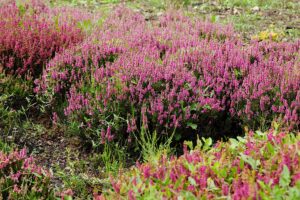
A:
103,129,300,199
37,6,299,146
37,7,241,143
232,40,300,129
0,148,55,199
0,0,84,79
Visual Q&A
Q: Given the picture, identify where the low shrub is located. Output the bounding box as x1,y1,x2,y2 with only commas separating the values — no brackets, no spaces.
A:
232,40,300,129
0,0,84,79
0,148,54,199
37,7,299,145
103,129,300,199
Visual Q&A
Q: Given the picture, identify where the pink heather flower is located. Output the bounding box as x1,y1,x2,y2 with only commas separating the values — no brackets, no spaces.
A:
19,148,27,159
132,177,137,186
233,183,250,200
52,112,59,125
170,169,177,182
0,160,7,169
199,176,207,189
267,132,275,142
13,184,21,194
10,171,22,182
0,1,83,78
113,183,121,194
187,185,195,192
149,179,154,186
222,184,229,196
106,126,114,142
93,194,106,200
128,190,136,200
143,166,151,179
292,173,300,185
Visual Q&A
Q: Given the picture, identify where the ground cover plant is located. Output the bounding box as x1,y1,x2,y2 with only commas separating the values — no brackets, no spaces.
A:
103,128,300,199
0,0,299,199
0,147,54,199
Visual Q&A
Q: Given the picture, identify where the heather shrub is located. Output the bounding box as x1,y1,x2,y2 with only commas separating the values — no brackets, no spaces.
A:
37,7,241,143
0,148,54,199
103,129,300,199
0,0,84,79
37,7,299,146
232,40,300,129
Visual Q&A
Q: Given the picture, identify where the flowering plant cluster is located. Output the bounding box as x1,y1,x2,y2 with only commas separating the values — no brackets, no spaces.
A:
0,148,53,199
0,0,84,78
36,6,299,142
103,129,300,199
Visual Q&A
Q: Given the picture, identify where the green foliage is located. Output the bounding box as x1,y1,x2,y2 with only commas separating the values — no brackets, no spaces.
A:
280,165,291,188
0,148,55,199
0,139,11,154
0,74,31,129
105,130,300,199
100,141,127,176
218,0,287,8
135,127,175,164
50,0,120,7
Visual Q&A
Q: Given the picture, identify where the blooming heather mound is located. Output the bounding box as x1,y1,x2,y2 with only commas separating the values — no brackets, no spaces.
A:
37,7,299,142
0,148,53,199
0,0,84,78
102,130,300,199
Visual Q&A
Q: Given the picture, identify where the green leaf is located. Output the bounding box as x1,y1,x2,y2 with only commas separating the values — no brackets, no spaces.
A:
190,103,198,111
187,122,197,130
255,130,264,136
203,104,211,110
237,136,247,143
64,196,73,200
195,137,203,149
184,141,194,150
207,178,218,191
240,153,260,170
202,137,212,151
188,177,197,186
229,138,239,150
220,168,227,178
175,133,182,141
287,184,300,199
174,176,184,189
179,191,197,200
211,15,218,23
266,142,275,156
279,165,291,188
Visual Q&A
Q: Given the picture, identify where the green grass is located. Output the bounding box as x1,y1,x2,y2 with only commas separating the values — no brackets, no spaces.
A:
48,0,299,41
